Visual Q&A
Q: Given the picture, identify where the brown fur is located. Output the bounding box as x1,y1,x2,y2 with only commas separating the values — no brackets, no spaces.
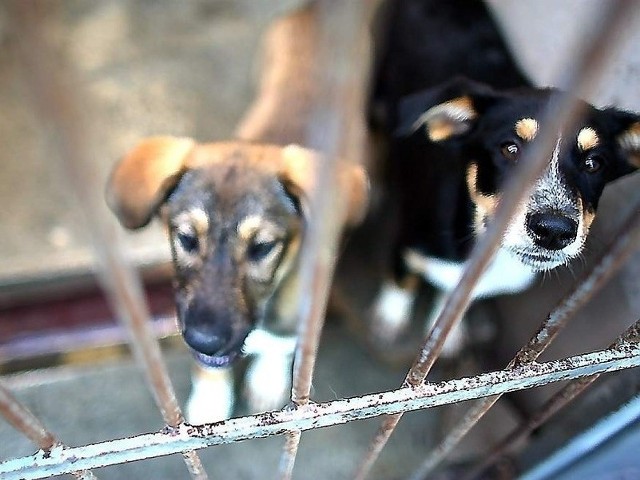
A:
235,4,321,145
107,140,367,231
105,2,370,389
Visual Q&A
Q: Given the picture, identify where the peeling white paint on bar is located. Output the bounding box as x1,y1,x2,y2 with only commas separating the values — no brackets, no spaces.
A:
1,344,639,480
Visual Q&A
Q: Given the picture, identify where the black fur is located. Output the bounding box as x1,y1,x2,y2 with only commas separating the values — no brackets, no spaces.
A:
372,0,529,130
373,0,639,281
372,0,531,278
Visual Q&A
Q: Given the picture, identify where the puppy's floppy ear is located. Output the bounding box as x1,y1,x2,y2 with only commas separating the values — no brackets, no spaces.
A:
279,144,369,226
396,77,500,141
616,119,640,171
106,136,195,229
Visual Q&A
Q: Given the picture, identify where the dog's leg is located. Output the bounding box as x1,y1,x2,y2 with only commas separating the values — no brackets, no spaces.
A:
243,328,297,413
370,273,419,343
424,290,468,359
186,364,235,424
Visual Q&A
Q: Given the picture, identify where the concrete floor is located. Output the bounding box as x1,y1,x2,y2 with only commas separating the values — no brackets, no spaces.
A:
1,1,640,479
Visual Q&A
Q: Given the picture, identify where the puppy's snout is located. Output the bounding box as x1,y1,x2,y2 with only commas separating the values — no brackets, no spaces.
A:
526,212,578,251
182,305,233,356
183,326,231,356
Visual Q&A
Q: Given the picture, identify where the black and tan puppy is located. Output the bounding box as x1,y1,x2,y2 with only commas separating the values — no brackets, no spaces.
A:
107,3,368,423
370,0,640,354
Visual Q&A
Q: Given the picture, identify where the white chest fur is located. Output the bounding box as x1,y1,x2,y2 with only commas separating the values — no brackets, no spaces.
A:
405,247,537,299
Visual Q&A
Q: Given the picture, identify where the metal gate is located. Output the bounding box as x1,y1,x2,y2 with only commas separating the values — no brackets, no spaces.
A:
1,1,639,479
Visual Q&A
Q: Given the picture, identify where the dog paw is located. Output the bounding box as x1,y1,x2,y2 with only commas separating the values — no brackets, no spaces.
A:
186,366,234,424
243,354,292,413
370,281,416,343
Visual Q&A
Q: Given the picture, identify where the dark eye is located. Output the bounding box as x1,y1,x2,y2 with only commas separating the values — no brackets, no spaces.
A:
247,240,278,262
500,141,520,162
176,231,199,254
582,154,603,173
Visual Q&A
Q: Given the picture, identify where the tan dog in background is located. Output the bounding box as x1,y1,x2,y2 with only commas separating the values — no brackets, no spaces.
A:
106,2,368,423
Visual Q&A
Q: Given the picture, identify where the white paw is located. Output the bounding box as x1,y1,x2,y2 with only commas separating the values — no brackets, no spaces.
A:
186,366,234,424
370,280,416,343
244,353,292,413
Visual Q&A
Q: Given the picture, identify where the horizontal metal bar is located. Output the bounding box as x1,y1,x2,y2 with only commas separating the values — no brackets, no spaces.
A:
2,344,639,479
464,317,640,480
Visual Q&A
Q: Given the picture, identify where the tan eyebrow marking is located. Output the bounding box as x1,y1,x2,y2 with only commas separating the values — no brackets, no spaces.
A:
174,208,209,237
515,118,539,142
577,127,600,151
237,215,263,242
172,208,208,266
190,208,209,236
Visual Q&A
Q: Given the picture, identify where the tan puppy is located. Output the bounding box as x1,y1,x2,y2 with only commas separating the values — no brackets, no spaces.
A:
106,2,368,423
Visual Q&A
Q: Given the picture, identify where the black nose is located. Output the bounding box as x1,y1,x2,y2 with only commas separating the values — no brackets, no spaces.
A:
182,306,233,356
183,327,231,356
526,212,578,251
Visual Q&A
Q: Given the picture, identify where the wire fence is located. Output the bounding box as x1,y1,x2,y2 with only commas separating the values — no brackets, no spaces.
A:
1,1,639,479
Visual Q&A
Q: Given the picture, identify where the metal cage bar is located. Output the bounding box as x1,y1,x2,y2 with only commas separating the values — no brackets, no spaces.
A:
5,2,207,478
0,383,97,480
1,1,639,479
1,341,639,479
279,1,380,477
408,206,640,480
465,316,640,480
353,1,638,477
520,392,640,480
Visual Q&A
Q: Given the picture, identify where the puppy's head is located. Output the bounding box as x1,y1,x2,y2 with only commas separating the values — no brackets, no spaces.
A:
399,78,640,271
106,138,367,367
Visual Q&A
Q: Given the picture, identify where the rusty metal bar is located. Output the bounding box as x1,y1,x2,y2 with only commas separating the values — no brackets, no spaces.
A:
408,207,640,480
520,393,640,480
0,384,56,452
0,382,97,479
1,343,639,480
466,317,640,480
352,2,638,478
6,2,207,478
278,1,378,478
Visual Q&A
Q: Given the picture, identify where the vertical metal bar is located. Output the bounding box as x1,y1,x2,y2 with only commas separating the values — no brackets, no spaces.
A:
0,383,97,479
408,207,640,480
6,2,207,478
353,1,638,478
278,1,379,477
465,317,640,480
